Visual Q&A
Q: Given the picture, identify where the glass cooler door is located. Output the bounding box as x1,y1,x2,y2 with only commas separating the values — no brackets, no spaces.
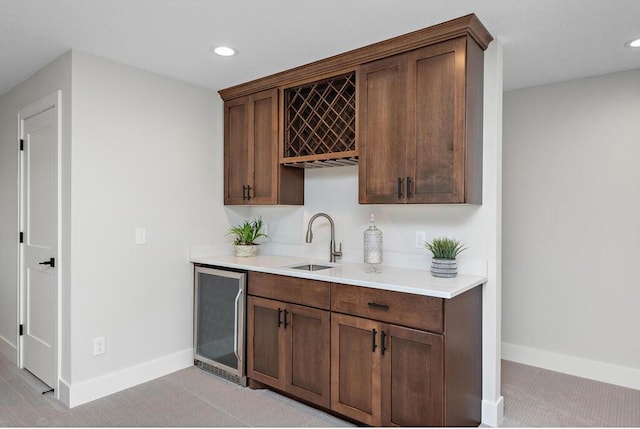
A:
194,266,246,383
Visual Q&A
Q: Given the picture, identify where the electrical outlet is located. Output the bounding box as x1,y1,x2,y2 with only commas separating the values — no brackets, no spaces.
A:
93,336,105,356
135,228,146,245
415,231,426,249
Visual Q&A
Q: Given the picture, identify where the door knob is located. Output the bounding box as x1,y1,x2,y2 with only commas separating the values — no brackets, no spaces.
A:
38,257,55,268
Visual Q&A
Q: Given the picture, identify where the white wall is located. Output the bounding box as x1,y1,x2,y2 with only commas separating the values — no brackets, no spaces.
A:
65,51,226,405
69,52,229,405
230,41,504,426
0,49,233,406
502,69,640,389
0,52,72,367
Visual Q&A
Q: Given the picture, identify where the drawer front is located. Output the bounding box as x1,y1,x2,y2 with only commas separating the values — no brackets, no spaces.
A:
248,272,331,310
331,283,443,333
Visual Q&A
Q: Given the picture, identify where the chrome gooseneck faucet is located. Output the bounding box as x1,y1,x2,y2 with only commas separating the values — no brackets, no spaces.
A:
305,213,342,263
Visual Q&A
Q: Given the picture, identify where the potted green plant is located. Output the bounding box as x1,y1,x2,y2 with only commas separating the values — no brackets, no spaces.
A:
424,237,467,278
227,216,269,257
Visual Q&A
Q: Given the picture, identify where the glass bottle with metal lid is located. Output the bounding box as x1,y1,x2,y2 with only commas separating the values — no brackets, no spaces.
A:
363,214,383,273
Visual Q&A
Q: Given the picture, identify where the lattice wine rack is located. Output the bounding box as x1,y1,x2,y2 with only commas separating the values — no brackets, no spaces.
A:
282,72,357,168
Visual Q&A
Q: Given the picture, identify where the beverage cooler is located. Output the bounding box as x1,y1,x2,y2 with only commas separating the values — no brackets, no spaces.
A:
193,265,247,386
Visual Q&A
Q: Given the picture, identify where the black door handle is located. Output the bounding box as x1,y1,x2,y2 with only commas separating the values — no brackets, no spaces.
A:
371,328,377,352
397,177,404,199
406,176,412,198
283,309,289,329
367,302,389,310
381,330,387,355
246,185,252,201
277,308,282,327
242,185,248,200
39,257,55,268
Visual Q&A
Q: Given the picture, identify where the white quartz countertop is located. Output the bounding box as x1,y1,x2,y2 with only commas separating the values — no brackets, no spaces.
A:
190,254,486,299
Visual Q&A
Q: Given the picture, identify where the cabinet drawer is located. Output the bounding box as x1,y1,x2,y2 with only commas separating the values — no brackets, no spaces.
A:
331,283,443,333
248,272,330,310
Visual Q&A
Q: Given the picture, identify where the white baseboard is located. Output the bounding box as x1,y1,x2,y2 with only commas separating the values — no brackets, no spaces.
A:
482,395,504,427
58,378,71,407
502,342,640,391
0,334,17,364
68,348,193,408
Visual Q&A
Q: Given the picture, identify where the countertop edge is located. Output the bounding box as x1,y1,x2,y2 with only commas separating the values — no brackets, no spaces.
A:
191,255,487,299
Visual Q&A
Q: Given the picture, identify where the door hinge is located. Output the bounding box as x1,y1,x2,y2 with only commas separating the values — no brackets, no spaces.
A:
19,232,23,243
19,324,24,336
20,139,24,151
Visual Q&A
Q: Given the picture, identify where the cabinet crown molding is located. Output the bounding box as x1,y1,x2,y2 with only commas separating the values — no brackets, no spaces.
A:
218,13,493,101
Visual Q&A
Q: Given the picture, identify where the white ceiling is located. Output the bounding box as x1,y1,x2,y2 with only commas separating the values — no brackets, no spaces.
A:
1,0,639,97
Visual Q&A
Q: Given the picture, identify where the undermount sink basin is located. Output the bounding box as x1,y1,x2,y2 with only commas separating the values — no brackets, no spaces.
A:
290,264,332,271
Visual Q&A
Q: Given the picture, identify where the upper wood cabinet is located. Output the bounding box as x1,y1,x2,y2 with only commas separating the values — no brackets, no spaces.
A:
224,89,303,205
358,36,484,204
220,14,492,206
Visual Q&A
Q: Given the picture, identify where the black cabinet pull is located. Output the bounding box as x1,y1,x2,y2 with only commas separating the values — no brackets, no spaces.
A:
283,309,289,329
242,185,248,200
39,257,55,268
371,328,377,352
407,176,412,198
277,308,282,327
381,331,387,355
397,177,404,198
246,185,252,200
367,302,389,310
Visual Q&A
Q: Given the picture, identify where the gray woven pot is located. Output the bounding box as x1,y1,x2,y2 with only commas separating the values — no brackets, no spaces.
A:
431,258,457,278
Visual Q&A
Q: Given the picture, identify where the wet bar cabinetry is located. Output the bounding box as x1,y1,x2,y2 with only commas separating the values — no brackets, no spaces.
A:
246,272,331,408
219,14,492,206
246,271,483,427
358,36,485,204
223,89,304,205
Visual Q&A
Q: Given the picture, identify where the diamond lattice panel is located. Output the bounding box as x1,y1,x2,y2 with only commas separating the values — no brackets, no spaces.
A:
285,73,356,159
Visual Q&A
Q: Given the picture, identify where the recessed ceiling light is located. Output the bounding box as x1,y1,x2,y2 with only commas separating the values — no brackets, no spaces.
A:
212,46,238,57
625,37,640,48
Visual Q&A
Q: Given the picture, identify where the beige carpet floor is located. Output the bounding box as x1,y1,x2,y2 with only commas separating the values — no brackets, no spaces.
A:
501,360,640,427
0,353,352,427
2,352,640,426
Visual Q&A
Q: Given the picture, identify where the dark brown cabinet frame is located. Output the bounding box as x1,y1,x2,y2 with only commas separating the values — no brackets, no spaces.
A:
220,14,492,206
358,36,485,204
246,271,483,427
223,89,304,205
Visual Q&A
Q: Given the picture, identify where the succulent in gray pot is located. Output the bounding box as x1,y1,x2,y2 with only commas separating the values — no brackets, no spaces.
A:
424,237,467,278
227,216,269,257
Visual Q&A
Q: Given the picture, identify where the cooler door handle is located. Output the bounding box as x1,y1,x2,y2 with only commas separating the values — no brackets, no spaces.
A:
233,288,243,361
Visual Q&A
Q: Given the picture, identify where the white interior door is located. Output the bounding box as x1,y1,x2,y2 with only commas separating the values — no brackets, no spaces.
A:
21,104,59,389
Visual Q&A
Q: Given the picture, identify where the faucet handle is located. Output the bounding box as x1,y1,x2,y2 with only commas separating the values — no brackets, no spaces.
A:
333,242,343,258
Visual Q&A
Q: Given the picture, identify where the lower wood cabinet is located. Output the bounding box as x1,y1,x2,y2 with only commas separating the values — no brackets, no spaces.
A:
246,272,482,427
247,295,330,408
331,313,444,426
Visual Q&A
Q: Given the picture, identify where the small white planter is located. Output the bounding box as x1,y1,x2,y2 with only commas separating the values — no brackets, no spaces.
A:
431,258,457,278
234,244,259,257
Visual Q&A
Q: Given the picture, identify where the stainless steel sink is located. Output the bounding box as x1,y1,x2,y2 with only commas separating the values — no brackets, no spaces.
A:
290,264,332,271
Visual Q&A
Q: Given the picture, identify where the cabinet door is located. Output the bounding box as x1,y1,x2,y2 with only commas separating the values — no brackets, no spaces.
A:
406,38,466,203
285,303,330,408
358,54,408,204
331,313,381,426
247,296,285,389
249,89,279,204
380,324,444,427
224,96,250,205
